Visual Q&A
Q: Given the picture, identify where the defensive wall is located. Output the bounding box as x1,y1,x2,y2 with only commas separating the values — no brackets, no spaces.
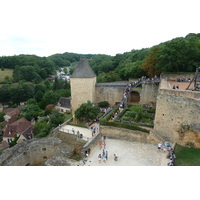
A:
139,83,159,108
154,79,200,148
95,81,159,108
161,73,194,80
95,82,128,106
100,126,160,144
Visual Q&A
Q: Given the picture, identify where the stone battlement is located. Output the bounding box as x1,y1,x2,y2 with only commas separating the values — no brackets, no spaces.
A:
159,89,200,100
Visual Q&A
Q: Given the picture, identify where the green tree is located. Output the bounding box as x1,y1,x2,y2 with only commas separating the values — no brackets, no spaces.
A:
20,102,41,120
44,80,51,89
98,101,109,108
75,101,100,121
0,112,5,122
43,90,59,105
0,85,11,103
49,110,65,128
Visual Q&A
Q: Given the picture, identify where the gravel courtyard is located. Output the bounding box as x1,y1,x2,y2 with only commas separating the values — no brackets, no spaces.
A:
84,139,168,166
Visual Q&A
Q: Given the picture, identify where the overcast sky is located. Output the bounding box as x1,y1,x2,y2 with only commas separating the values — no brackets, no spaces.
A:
0,0,199,57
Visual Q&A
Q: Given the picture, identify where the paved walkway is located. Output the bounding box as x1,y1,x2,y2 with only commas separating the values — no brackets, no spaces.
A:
84,139,168,166
60,123,100,141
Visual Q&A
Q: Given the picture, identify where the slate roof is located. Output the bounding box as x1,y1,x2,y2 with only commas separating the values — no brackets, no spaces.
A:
22,126,33,140
57,97,71,109
70,58,96,78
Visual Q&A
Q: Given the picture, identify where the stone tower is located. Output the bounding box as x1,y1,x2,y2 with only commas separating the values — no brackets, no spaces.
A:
70,58,96,113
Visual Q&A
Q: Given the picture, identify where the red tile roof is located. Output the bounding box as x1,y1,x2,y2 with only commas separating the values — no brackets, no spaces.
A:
4,108,21,117
3,117,32,138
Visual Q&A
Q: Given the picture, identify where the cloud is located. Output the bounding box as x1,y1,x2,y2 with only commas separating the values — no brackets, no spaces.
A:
0,0,199,57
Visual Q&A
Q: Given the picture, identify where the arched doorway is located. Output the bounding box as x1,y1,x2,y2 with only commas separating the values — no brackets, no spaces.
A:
130,91,140,103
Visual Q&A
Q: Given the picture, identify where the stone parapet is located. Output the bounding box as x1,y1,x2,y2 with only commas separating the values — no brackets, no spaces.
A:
159,89,200,99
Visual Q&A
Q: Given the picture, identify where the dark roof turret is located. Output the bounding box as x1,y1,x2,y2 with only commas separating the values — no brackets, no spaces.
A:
70,58,96,78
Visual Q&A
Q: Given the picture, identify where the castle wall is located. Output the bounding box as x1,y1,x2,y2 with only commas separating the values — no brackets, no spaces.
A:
70,77,96,112
139,83,159,108
100,126,160,144
95,86,125,106
154,90,200,147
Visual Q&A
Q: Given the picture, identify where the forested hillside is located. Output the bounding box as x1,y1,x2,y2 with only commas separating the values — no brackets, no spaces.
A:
88,33,200,81
0,33,200,84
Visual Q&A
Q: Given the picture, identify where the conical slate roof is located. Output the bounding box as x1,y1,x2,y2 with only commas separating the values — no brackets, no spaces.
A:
70,58,96,78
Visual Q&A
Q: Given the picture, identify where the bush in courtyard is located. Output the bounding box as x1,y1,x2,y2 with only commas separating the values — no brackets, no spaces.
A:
98,101,109,108
126,111,137,118
123,116,132,121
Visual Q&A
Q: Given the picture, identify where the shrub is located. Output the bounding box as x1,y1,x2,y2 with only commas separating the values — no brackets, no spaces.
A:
126,111,137,118
35,124,51,138
123,116,132,121
98,101,109,108
9,136,20,147
115,108,128,121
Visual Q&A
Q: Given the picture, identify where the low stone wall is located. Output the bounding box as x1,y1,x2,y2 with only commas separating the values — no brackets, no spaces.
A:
82,133,101,154
100,126,160,144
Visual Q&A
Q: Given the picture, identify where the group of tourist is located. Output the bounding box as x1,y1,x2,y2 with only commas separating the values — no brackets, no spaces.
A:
98,134,109,164
172,85,179,90
119,76,160,109
177,77,191,82
90,125,98,137
157,141,176,166
110,107,123,121
72,128,83,139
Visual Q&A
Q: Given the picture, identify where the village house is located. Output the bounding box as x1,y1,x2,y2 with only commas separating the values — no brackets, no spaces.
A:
2,117,33,143
55,97,71,113
3,108,21,123
46,75,56,82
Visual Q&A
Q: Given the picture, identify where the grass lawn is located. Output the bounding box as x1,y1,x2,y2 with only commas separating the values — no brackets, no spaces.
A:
174,144,200,166
64,113,72,121
0,69,13,82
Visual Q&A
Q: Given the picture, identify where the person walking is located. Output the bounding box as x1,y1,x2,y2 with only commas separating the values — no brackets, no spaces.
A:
103,153,107,163
157,143,162,150
114,153,118,161
99,140,103,149
77,131,80,138
105,151,108,160
98,154,102,164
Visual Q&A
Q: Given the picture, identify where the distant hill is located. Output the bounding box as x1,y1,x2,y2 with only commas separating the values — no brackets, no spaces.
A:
0,33,200,83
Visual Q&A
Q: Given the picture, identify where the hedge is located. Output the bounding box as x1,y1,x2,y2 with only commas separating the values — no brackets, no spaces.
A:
102,121,150,133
